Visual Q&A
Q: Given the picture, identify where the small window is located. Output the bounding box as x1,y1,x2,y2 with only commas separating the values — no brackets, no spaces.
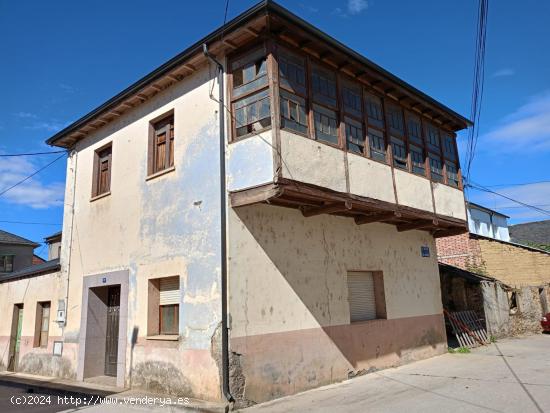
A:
365,93,384,129
279,50,306,96
92,144,112,197
508,291,520,315
280,90,308,135
429,153,444,182
311,65,337,108
368,128,386,162
446,161,459,187
313,104,338,145
341,81,362,118
386,104,404,137
407,113,422,144
0,255,14,272
410,145,425,175
347,271,386,322
147,115,175,176
231,48,268,98
391,137,407,170
345,117,365,155
426,123,440,152
234,89,271,138
34,301,50,348
148,276,180,337
442,132,457,161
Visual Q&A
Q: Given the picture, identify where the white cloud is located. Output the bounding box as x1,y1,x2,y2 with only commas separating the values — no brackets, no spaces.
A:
491,68,515,78
481,90,550,152
348,0,368,14
24,121,68,132
471,182,550,222
14,112,38,119
0,156,65,209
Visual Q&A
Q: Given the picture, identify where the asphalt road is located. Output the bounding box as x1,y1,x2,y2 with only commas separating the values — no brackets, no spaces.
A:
0,384,70,413
243,334,550,413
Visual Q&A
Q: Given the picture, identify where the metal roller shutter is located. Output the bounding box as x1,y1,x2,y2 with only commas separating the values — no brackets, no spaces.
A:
159,277,180,305
347,271,376,322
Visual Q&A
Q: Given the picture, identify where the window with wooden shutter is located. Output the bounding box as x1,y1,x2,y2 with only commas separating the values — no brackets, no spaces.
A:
149,115,175,175
92,143,112,198
157,276,179,335
0,255,14,272
347,271,386,322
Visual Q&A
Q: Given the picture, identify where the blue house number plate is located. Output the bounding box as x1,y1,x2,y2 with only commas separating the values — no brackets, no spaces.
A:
421,246,430,257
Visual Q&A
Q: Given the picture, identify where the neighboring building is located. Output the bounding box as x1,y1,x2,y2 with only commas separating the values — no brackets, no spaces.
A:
467,202,510,242
2,1,471,404
437,203,550,287
0,232,63,373
0,230,40,274
44,231,62,260
509,219,550,248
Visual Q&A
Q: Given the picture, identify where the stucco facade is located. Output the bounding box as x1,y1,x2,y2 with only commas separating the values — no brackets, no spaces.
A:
228,204,446,403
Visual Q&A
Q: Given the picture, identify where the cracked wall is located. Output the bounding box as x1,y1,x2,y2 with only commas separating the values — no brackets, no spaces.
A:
227,203,446,403
58,63,224,400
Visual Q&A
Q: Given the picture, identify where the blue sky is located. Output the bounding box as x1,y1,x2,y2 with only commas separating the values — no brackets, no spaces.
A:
1,0,549,256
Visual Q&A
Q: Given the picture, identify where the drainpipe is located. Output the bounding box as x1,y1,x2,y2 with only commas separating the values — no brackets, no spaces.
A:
202,43,234,404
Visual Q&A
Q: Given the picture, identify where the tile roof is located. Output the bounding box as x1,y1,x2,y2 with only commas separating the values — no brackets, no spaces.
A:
0,229,39,247
0,258,60,282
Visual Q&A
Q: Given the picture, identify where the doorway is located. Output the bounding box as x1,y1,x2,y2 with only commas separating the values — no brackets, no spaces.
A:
8,304,24,371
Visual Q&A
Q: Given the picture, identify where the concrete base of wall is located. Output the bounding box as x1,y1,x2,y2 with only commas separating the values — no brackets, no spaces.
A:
230,313,446,403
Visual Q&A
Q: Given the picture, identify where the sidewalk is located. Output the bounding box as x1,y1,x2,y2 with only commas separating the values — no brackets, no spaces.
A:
241,334,550,413
0,371,226,412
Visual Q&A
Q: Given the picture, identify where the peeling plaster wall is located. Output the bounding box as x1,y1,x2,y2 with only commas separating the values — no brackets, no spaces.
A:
0,271,71,377
61,65,223,400
227,133,275,191
433,183,467,220
227,204,446,402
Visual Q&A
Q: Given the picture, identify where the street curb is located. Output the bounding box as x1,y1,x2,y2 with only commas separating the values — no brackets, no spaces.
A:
0,375,227,412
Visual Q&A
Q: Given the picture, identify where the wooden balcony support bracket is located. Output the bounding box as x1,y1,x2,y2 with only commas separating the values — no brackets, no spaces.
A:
354,211,402,225
301,200,353,218
397,219,439,232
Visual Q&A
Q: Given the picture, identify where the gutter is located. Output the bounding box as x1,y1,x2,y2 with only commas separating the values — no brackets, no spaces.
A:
202,44,234,405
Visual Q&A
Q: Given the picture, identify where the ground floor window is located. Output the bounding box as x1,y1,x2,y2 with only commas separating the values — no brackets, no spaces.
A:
347,271,386,322
148,276,180,336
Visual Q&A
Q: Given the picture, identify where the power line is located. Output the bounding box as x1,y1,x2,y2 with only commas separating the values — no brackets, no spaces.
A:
481,180,550,188
0,150,66,157
0,220,62,226
464,0,489,183
467,181,550,217
0,153,66,198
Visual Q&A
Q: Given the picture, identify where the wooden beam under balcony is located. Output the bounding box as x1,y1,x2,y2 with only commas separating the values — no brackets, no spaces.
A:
354,211,402,225
397,219,439,232
301,201,352,217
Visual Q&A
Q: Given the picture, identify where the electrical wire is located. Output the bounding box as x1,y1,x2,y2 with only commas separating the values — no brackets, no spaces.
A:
0,153,66,198
0,150,66,157
467,181,550,217
464,0,489,184
0,220,62,226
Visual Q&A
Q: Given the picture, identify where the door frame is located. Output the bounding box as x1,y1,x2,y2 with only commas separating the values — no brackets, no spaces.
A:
77,270,128,387
7,304,24,371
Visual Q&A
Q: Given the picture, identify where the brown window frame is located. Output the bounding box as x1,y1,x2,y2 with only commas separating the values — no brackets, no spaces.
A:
229,44,272,141
91,143,112,198
159,304,179,335
148,112,175,177
34,301,50,348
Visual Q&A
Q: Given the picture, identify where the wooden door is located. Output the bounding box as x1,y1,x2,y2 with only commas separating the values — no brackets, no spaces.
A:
104,286,120,377
8,304,24,371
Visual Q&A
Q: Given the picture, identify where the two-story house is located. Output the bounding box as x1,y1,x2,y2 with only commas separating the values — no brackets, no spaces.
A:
32,1,470,404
